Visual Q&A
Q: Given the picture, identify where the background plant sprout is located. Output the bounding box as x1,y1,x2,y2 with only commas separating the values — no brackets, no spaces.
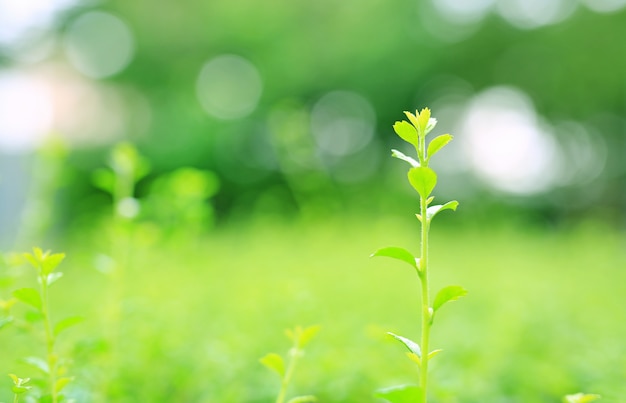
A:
11,248,81,403
260,325,320,403
372,108,466,403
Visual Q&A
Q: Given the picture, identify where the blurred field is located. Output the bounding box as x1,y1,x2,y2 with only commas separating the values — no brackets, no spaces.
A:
2,216,625,402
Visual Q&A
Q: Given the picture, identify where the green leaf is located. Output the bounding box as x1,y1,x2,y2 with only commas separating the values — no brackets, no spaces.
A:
425,118,437,134
393,121,418,147
426,201,459,220
287,396,317,403
417,108,431,134
433,285,468,312
370,247,418,270
408,167,437,199
391,149,419,167
24,311,44,323
54,316,84,336
23,356,50,375
22,253,39,270
32,247,45,261
41,253,65,275
54,377,74,394
299,325,321,348
46,272,64,286
428,349,443,360
375,384,423,403
388,332,421,357
427,134,453,159
13,288,42,311
406,352,420,367
563,393,601,403
260,353,285,378
403,111,420,129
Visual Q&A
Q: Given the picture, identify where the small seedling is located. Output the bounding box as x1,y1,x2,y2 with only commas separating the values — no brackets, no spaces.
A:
12,248,81,403
8,374,32,403
372,108,466,403
260,325,320,403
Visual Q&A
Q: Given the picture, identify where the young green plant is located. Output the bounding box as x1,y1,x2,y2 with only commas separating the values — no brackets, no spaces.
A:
372,108,466,403
260,325,320,403
8,374,32,403
12,248,81,403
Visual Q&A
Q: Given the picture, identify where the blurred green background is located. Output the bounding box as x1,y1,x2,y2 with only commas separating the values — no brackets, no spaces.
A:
0,0,625,402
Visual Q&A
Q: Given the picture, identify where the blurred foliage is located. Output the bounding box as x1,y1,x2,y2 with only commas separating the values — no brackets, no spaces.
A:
1,0,624,234
2,219,624,401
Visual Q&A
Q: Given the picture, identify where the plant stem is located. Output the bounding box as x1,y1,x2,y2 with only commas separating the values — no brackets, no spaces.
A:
419,193,431,403
276,342,301,403
40,275,57,403
13,394,19,403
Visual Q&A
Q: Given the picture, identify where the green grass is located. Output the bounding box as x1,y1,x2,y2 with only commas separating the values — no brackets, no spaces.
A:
1,216,625,402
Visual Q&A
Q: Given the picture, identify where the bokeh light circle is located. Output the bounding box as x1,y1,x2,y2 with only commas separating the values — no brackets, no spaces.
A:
310,91,376,157
581,0,626,13
0,71,53,153
63,11,135,79
196,54,263,120
460,86,560,195
496,0,577,29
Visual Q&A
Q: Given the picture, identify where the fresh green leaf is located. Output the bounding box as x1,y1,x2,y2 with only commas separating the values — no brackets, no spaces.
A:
388,332,421,357
41,253,65,275
427,134,453,159
417,108,431,134
13,288,42,311
54,377,74,394
375,384,423,403
393,121,418,147
54,316,84,336
46,272,64,286
370,247,418,270
406,352,420,367
23,356,50,375
403,111,420,129
287,396,317,403
299,325,320,348
391,149,419,167
408,167,437,199
428,349,443,360
260,353,285,378
563,393,601,403
22,253,39,270
433,285,468,312
24,310,44,323
425,118,437,134
32,247,46,261
426,201,459,220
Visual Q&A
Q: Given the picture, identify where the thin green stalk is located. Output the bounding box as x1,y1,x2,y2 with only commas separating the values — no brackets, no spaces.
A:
39,275,57,403
419,194,431,403
276,342,300,403
14,393,19,403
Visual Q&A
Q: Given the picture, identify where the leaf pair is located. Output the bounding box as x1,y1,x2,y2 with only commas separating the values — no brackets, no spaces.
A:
285,324,321,350
22,247,65,276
